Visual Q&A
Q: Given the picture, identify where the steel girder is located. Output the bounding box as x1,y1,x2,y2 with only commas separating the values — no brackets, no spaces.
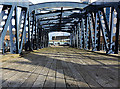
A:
36,8,82,16
0,2,29,54
70,2,120,54
0,5,15,53
29,2,88,13
30,2,88,35
0,1,120,54
0,0,29,8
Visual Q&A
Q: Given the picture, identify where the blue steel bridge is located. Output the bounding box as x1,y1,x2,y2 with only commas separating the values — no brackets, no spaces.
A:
0,0,120,54
0,0,120,89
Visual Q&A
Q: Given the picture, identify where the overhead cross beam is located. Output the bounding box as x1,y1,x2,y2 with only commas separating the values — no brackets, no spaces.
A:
36,8,82,16
39,17,73,21
29,2,89,12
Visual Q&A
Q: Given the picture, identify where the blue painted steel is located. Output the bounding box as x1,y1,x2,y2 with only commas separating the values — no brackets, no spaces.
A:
9,17,14,53
15,6,20,54
19,8,28,53
78,22,80,48
0,5,15,53
82,18,85,49
84,16,89,50
29,2,88,13
76,25,79,48
98,11,109,53
70,33,72,46
109,8,117,54
0,1,120,54
94,12,99,51
73,28,75,47
0,0,29,8
106,7,110,24
88,13,94,50
80,18,84,49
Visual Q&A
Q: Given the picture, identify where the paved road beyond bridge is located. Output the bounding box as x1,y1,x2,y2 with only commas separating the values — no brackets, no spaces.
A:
1,47,119,89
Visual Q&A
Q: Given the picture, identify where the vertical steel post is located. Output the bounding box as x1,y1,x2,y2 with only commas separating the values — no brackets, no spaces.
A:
88,13,94,50
9,18,14,53
115,10,120,54
109,8,115,53
15,6,19,54
74,26,76,47
80,20,82,49
85,16,89,50
78,22,80,48
94,12,99,51
34,16,37,49
28,11,32,51
19,8,28,53
73,27,75,47
70,32,71,46
82,18,85,49
98,10,110,53
76,24,79,48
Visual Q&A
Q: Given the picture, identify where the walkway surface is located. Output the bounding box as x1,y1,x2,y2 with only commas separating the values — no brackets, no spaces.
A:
1,47,119,89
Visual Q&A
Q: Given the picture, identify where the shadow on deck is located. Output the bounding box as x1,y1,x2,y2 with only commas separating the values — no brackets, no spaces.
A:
2,47,119,89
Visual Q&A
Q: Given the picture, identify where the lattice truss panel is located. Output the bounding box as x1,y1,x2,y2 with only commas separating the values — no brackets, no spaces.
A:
0,4,28,54
71,6,119,54
0,1,119,54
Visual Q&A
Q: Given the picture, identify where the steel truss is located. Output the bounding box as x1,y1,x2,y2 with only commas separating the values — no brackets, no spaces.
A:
0,1,119,54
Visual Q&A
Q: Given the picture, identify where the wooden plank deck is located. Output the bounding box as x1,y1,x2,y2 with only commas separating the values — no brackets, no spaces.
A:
1,47,119,89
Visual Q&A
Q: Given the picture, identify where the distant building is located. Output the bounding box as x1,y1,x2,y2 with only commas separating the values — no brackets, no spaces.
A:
52,36,70,40
49,36,70,46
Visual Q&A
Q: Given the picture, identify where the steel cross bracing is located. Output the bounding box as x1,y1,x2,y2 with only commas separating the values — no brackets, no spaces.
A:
0,1,120,54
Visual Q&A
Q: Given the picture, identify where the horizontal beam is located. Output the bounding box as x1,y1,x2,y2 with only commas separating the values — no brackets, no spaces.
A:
39,19,72,25
43,25,72,29
36,12,76,19
85,2,120,12
29,2,88,13
41,23,74,26
0,0,29,8
36,8,82,16
38,13,80,26
46,29,72,33
40,18,73,22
